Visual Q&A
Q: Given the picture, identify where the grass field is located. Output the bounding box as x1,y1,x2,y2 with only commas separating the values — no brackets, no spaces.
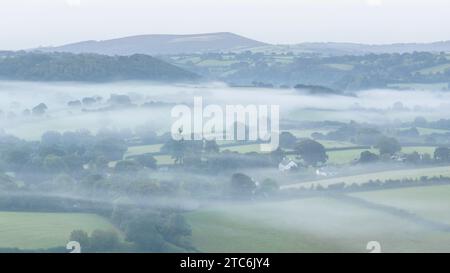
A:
125,144,163,158
282,165,450,189
324,63,354,71
415,127,450,135
187,197,450,252
287,129,331,139
154,155,176,165
0,212,120,249
352,184,450,226
418,64,450,75
326,148,376,164
318,140,358,149
220,144,266,154
401,146,437,155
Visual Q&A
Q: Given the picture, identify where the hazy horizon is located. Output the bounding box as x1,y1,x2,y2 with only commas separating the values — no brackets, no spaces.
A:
2,0,450,50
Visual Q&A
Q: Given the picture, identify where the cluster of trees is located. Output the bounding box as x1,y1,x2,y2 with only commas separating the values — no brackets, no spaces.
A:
358,144,450,166
69,208,194,253
0,129,127,183
161,138,283,172
0,51,198,82
69,229,121,252
229,173,279,200
110,207,193,252
313,122,385,146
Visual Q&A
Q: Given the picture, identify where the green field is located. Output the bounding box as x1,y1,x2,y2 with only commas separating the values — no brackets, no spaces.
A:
282,165,450,189
287,129,331,139
324,63,354,71
352,185,450,226
418,64,450,75
415,127,450,135
0,212,120,249
319,140,359,149
154,155,176,165
220,144,266,154
125,144,163,158
326,148,376,164
401,146,437,154
187,197,450,252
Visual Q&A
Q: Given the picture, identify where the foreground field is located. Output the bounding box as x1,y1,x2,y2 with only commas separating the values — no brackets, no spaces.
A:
0,212,120,249
352,185,450,225
187,197,450,252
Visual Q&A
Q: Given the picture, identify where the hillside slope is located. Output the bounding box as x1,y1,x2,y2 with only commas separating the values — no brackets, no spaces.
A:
37,32,268,56
0,52,199,82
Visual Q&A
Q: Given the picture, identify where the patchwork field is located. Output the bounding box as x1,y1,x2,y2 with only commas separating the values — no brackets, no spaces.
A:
0,212,120,249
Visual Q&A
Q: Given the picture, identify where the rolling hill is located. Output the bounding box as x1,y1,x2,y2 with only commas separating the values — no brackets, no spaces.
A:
36,32,268,56
32,32,450,57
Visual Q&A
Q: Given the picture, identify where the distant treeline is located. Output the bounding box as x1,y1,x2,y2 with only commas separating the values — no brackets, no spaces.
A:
0,51,199,82
292,175,450,193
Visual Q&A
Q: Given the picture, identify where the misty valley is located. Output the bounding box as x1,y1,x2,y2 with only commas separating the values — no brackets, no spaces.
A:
1,77,450,252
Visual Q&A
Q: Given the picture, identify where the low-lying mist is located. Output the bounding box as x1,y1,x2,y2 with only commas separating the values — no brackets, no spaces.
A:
1,80,450,252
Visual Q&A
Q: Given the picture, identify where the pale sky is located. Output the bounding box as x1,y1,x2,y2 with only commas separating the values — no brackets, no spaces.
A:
1,0,450,50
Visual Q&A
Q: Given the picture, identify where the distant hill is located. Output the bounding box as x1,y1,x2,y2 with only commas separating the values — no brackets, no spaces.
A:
36,32,268,56
35,32,450,57
0,52,199,82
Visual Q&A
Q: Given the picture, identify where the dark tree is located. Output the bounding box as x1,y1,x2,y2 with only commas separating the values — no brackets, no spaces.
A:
295,139,328,167
375,137,401,155
114,160,142,173
358,151,379,163
134,154,157,169
126,214,166,252
405,151,421,164
230,173,256,199
279,132,297,149
414,116,427,127
161,139,185,165
434,147,450,162
32,103,48,116
258,178,279,195
89,230,120,252
204,140,219,154
69,230,90,251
